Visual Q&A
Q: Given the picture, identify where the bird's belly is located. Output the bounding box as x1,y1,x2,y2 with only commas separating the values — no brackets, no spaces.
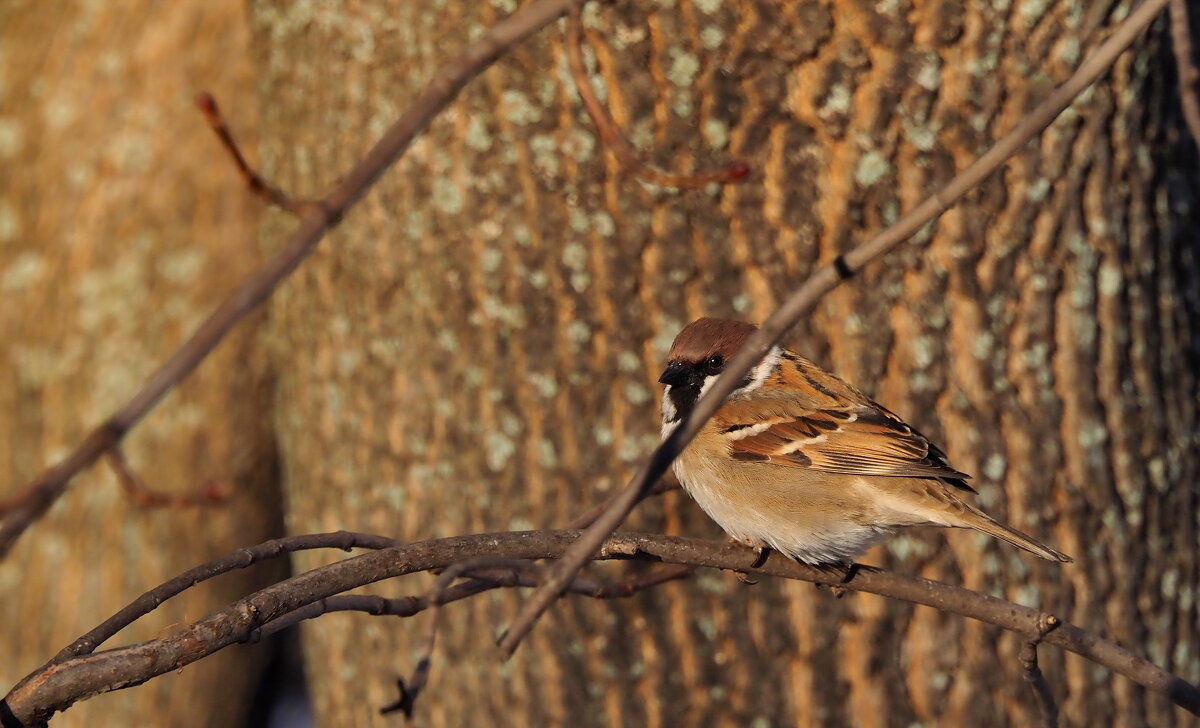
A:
673,449,888,565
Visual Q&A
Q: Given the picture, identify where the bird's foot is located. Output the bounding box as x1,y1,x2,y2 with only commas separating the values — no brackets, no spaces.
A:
728,538,769,584
815,561,858,599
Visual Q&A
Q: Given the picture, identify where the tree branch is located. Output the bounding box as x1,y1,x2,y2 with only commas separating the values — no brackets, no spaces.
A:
4,531,1198,726
497,0,1173,657
194,92,320,217
1169,0,1200,147
564,5,749,188
1020,613,1063,728
0,0,586,560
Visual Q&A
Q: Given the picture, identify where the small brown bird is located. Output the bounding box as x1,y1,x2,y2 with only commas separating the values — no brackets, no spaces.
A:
659,317,1072,565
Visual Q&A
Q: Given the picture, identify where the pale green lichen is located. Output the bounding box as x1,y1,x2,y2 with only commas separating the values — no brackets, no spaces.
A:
480,247,503,273
1098,264,1123,296
527,371,558,398
592,211,615,237
820,84,852,118
668,50,700,87
694,0,722,13
567,319,591,344
565,127,596,162
336,349,362,375
157,248,206,285
528,134,560,177
1016,0,1051,29
1015,583,1040,606
465,116,492,152
532,438,555,468
700,26,724,50
500,412,522,437
0,118,23,158
501,89,541,126
982,453,1006,480
702,119,729,150
911,335,935,368
484,432,515,472
672,93,693,118
568,209,590,234
593,425,614,446
1056,37,1080,66
854,150,889,187
732,294,752,314
653,320,681,356
617,351,641,373
2,252,44,291
903,119,937,151
617,437,642,461
624,381,651,405
915,55,941,91
432,178,463,215
1026,178,1051,202
1078,419,1108,449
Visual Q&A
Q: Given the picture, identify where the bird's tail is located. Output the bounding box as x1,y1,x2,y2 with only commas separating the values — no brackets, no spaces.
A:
960,507,1073,563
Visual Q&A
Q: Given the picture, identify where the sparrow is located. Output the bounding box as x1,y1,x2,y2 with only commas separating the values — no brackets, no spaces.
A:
659,317,1072,566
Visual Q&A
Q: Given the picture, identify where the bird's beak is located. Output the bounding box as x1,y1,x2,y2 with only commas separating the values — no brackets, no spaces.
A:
658,362,690,387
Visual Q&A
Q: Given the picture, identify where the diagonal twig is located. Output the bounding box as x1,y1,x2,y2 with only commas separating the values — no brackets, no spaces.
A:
104,445,231,509
382,557,538,719
0,0,587,560
1169,0,1200,147
194,92,322,217
564,473,680,529
496,0,1173,658
565,6,749,188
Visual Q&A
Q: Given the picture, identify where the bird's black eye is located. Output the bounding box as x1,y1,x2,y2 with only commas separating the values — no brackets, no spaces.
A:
706,354,725,373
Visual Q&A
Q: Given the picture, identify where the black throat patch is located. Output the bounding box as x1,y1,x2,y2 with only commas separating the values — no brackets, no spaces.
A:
666,383,701,423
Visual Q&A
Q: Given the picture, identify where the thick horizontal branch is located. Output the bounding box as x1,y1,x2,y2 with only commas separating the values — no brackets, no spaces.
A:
4,531,1197,726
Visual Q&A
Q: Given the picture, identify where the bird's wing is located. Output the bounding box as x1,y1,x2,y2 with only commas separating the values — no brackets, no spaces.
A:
714,398,974,490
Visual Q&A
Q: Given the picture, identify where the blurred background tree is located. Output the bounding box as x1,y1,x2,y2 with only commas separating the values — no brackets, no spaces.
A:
2,0,1197,726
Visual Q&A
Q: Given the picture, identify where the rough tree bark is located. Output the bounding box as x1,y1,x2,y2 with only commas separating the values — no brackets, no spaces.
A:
0,2,282,727
252,0,1199,726
6,0,1192,725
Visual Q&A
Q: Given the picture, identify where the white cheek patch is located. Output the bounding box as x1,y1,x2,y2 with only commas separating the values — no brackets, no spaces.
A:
735,346,783,397
698,345,783,402
661,387,679,423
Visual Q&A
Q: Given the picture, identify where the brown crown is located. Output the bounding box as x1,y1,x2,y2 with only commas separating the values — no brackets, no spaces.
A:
666,318,758,363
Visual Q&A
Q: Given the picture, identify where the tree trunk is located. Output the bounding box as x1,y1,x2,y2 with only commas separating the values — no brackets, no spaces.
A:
0,2,281,726
250,0,1199,726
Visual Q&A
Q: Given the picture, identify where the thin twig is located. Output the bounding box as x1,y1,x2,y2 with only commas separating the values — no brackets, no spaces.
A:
0,0,586,560
1169,0,1200,147
104,446,231,509
565,6,749,188
383,557,537,719
250,563,694,643
4,531,1198,726
564,473,680,529
194,92,320,216
1020,613,1063,728
49,530,400,665
496,0,1173,658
